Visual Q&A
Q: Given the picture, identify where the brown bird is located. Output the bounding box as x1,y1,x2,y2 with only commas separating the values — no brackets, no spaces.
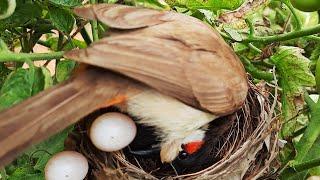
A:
0,4,248,167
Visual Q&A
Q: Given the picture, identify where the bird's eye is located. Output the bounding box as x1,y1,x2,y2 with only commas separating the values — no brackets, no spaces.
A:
178,151,189,160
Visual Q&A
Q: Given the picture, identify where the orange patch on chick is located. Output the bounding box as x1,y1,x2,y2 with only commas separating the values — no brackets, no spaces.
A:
100,95,127,108
184,141,204,155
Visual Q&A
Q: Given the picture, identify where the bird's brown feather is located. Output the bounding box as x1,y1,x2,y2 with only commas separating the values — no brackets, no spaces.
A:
0,68,144,166
66,4,248,115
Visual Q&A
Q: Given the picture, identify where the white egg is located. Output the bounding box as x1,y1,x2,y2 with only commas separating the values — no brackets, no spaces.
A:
45,151,88,180
89,112,137,152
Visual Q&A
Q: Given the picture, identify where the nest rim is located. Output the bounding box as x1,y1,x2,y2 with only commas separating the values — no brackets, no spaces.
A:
75,82,279,180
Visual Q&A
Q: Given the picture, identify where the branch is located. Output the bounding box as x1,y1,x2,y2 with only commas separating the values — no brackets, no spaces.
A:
222,24,320,43
239,56,274,81
0,51,64,62
293,157,320,172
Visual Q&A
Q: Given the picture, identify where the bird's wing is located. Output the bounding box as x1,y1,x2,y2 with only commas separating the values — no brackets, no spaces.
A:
65,35,199,107
0,68,144,166
73,4,167,29
66,4,248,115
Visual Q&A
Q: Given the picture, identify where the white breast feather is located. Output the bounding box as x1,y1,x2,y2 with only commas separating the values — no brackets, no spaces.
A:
124,90,217,140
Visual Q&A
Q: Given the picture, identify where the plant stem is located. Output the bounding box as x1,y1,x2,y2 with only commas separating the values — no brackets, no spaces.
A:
293,157,320,172
247,43,262,54
316,58,320,94
239,56,274,81
37,40,51,48
0,168,7,180
0,51,64,62
221,24,320,43
293,93,320,163
90,0,99,42
80,28,92,45
245,19,255,37
243,24,320,43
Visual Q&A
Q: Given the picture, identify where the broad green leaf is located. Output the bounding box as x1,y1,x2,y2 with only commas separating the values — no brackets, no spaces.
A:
63,39,87,50
4,127,72,179
280,170,308,180
45,37,86,51
0,66,53,110
0,63,11,89
0,1,42,30
284,95,320,176
281,103,320,176
9,173,45,180
223,27,243,41
0,38,9,51
41,67,53,89
271,46,316,138
316,59,320,94
49,0,82,7
0,68,34,110
0,0,16,19
31,67,53,95
305,136,320,175
295,10,319,29
26,126,73,172
49,7,75,34
56,60,76,83
310,44,320,62
4,154,40,180
0,0,9,14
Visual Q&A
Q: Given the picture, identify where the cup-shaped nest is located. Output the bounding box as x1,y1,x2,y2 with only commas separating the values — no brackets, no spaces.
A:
69,82,279,180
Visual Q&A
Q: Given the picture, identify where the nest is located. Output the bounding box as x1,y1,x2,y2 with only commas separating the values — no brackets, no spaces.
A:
68,82,279,180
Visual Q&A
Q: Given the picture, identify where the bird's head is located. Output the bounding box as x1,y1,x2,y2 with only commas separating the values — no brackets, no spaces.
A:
118,89,218,163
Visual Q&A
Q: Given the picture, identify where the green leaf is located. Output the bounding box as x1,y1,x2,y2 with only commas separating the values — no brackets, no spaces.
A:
0,66,53,110
0,68,34,110
282,95,320,177
4,127,72,179
0,0,9,14
316,59,320,94
49,7,75,34
0,38,9,51
0,63,11,88
310,44,320,62
0,1,42,30
0,0,16,19
41,67,53,89
55,60,76,83
223,27,243,41
26,126,73,172
304,136,320,175
45,37,86,51
49,0,82,7
9,173,45,180
31,67,53,95
271,46,316,138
